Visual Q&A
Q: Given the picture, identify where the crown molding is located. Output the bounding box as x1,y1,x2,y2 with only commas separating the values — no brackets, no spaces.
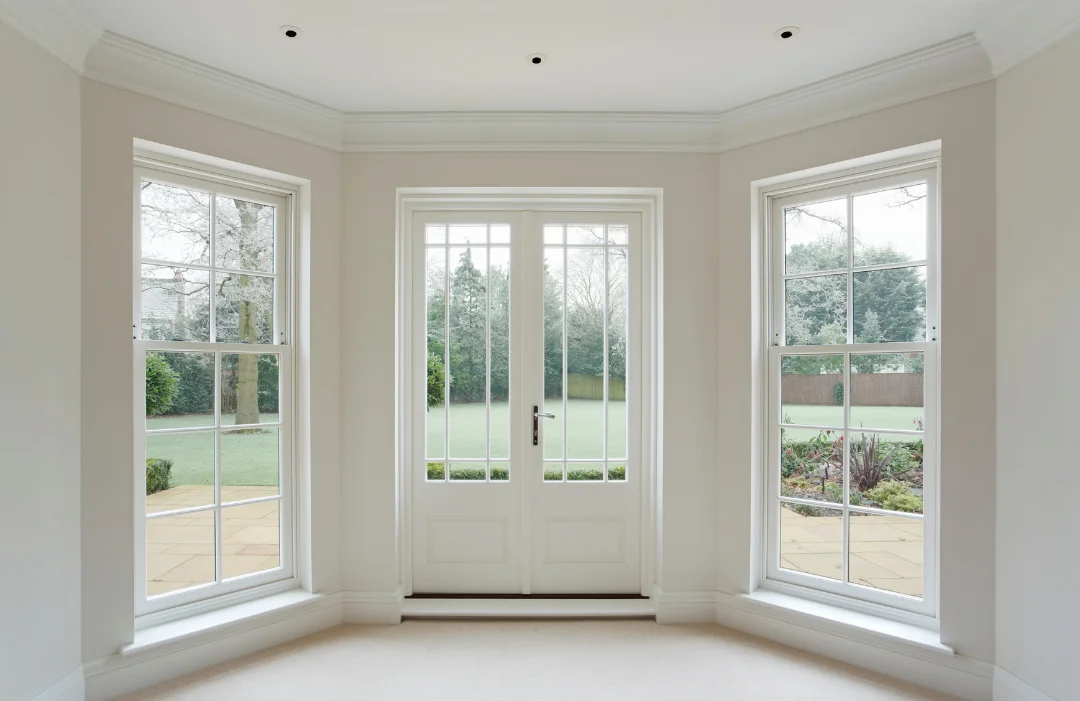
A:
0,0,102,72
977,0,1080,76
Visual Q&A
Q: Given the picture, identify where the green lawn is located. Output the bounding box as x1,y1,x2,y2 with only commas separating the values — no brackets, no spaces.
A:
146,413,280,487
780,404,924,441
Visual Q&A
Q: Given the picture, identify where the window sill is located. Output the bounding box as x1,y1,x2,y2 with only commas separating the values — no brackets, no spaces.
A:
124,589,331,659
734,589,951,657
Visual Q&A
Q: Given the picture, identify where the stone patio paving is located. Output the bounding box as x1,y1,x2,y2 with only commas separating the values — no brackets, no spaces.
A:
146,486,280,597
780,506,923,597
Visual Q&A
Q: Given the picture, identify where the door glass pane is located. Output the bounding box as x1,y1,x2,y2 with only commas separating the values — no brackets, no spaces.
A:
489,247,510,461
784,198,847,275
426,248,447,460
490,225,511,244
607,248,628,460
146,512,215,596
849,513,923,597
780,354,843,428
853,266,926,343
448,225,486,244
448,246,487,459
544,248,564,460
140,180,211,266
221,353,278,426
215,272,274,343
544,464,564,481
141,265,210,341
544,225,563,245
221,427,279,498
145,431,215,513
450,462,487,481
145,351,214,428
567,463,604,481
853,183,927,267
850,353,924,431
607,225,628,245
222,501,280,580
607,463,626,481
849,433,924,515
565,247,605,459
779,503,842,581
426,225,446,245
566,225,604,245
785,274,847,346
215,195,274,273
426,461,445,481
490,463,509,481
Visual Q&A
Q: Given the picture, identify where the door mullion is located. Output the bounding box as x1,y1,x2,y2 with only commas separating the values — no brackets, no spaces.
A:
518,210,534,595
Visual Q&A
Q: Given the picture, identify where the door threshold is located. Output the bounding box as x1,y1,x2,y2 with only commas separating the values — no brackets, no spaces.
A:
401,597,656,619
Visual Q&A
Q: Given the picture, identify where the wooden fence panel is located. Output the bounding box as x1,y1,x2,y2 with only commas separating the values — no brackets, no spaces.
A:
781,373,923,406
566,373,626,401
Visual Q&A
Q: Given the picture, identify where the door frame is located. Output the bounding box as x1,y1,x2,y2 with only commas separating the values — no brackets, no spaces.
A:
395,188,664,598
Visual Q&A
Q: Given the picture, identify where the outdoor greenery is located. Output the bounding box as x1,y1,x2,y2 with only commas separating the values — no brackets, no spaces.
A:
145,353,179,415
425,462,626,481
146,458,173,495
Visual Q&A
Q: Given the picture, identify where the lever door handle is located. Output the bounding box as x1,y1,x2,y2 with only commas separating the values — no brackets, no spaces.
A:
532,405,555,446
534,411,556,419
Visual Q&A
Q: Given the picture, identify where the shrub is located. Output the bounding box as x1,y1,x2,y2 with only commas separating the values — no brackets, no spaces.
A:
162,352,214,415
544,469,563,480
832,381,844,406
146,458,172,495
427,462,444,480
865,480,911,503
568,467,604,481
608,465,626,481
490,466,508,480
145,354,179,416
427,353,447,409
882,493,923,513
824,482,843,503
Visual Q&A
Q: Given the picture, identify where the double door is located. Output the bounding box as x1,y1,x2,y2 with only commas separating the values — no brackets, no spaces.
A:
411,210,642,594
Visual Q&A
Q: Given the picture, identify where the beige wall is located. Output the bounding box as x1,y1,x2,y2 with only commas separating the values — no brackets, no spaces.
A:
715,82,997,662
0,20,83,701
340,152,721,595
996,29,1080,701
79,79,344,661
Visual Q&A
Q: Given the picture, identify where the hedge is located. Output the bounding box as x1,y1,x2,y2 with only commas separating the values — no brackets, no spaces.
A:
146,458,172,495
426,463,626,481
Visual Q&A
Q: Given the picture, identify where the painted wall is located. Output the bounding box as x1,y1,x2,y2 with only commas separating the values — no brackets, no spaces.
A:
995,29,1080,701
0,20,84,701
715,82,998,662
79,79,343,661
340,153,721,596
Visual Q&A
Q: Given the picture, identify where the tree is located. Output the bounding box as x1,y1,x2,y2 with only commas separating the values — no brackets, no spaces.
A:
447,249,488,403
427,353,447,409
145,353,179,415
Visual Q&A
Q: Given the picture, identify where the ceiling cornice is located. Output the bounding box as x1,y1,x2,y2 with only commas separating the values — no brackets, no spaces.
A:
0,0,102,72
976,0,1080,76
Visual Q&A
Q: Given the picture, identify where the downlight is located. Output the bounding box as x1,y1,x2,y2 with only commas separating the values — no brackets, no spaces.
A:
526,53,547,65
774,26,800,40
280,25,303,39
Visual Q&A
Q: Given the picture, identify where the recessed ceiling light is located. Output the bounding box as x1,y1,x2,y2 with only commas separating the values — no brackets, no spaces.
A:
280,25,303,39
774,26,800,40
526,53,547,66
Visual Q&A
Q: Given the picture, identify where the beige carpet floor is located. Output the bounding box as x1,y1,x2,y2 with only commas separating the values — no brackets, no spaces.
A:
122,620,958,701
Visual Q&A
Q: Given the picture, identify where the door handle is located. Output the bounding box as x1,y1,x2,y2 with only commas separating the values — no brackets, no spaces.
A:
533,405,555,446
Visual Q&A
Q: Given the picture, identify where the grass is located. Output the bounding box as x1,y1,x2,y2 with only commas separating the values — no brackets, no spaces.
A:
780,404,924,441
146,413,279,487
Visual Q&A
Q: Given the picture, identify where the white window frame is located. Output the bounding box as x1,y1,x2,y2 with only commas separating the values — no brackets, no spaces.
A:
761,156,940,620
133,157,297,619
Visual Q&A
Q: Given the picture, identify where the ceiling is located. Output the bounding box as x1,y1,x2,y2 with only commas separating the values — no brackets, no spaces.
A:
73,0,1003,113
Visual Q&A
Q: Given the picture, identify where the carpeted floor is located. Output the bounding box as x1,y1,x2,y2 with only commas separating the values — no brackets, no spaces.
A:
122,620,958,700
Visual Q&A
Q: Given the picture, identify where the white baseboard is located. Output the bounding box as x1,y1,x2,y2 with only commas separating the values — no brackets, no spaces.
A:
400,597,655,619
653,590,719,624
341,590,404,625
993,668,1058,701
713,592,994,701
83,593,342,701
30,666,85,701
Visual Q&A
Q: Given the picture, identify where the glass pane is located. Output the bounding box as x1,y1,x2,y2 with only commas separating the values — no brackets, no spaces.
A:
780,355,843,427
567,463,604,481
220,353,278,426
566,247,605,459
849,512,923,597
140,180,210,266
490,463,509,481
489,247,510,460
607,463,626,482
779,503,842,581
448,225,486,244
145,351,214,428
784,198,847,275
848,432,924,513
607,225,628,245
780,428,843,506
145,431,215,513
544,225,563,245
544,464,564,481
221,427,279,497
607,248,628,459
141,265,210,341
544,248,564,459
784,274,847,346
853,266,926,343
853,183,927,267
215,195,274,273
426,461,445,481
215,272,274,344
449,462,486,481
567,225,604,245
146,512,215,596
426,248,447,460
490,225,511,244
222,501,280,580
850,353,924,431
448,247,487,459
426,225,446,245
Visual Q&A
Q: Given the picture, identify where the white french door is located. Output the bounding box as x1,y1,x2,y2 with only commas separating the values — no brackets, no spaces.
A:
410,210,642,594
